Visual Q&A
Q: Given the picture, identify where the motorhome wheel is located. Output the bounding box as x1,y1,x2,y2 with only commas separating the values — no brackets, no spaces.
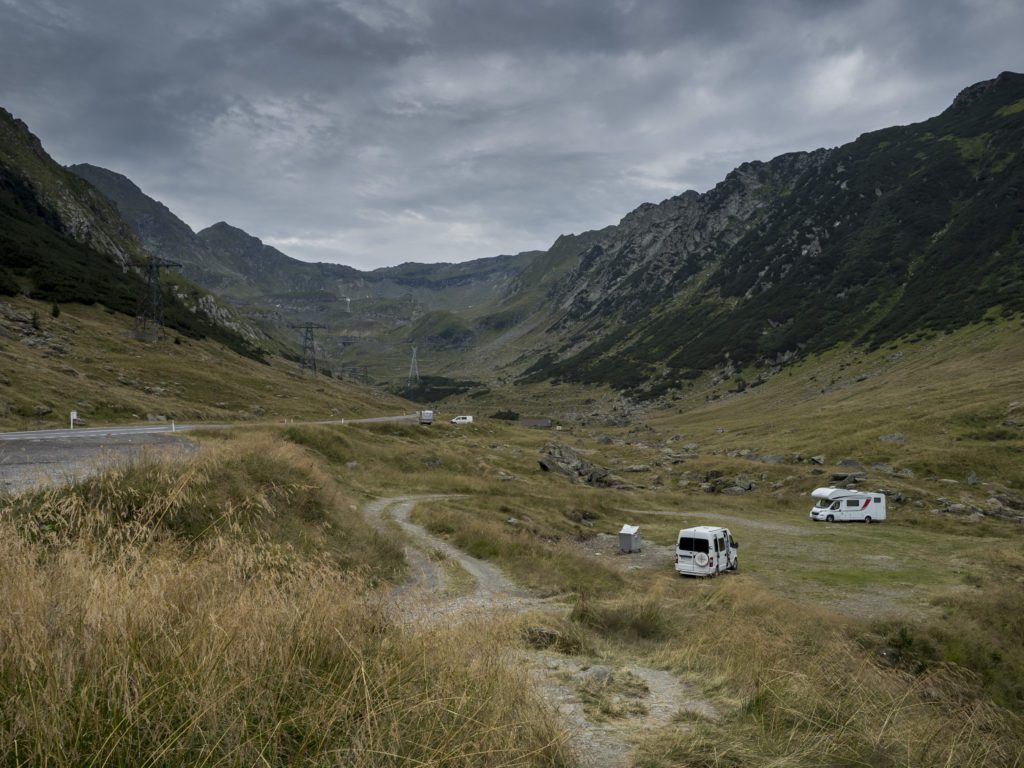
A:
864,516,872,524
826,514,835,523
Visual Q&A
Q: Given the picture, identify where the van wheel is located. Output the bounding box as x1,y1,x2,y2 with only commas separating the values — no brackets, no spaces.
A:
864,516,872,524
826,514,834,523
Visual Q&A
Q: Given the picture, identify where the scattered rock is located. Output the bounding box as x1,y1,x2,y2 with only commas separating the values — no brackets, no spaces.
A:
345,460,359,470
879,433,906,444
582,665,613,684
810,455,826,465
758,454,787,464
966,471,979,486
622,464,651,473
837,458,863,468
423,456,443,469
33,404,52,417
538,443,621,487
496,470,515,482
146,413,167,422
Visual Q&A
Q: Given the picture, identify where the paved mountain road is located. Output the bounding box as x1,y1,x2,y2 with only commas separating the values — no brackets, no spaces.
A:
0,414,419,493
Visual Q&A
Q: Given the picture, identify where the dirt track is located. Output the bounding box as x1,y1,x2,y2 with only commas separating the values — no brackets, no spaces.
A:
365,495,718,768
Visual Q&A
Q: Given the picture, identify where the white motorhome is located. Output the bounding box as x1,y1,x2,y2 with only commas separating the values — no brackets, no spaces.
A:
809,487,887,523
676,526,739,577
418,410,434,425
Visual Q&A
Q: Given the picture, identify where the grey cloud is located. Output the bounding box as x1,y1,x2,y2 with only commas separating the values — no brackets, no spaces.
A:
1,0,1021,267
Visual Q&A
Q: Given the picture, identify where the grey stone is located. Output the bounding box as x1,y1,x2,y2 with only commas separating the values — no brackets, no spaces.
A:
879,433,906,443
583,665,613,684
810,455,826,465
33,404,52,416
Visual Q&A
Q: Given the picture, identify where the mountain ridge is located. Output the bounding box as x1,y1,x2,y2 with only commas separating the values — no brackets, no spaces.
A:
58,71,1024,394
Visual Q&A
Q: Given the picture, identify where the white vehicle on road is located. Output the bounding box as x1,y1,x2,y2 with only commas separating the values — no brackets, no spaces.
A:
676,526,739,577
809,487,886,523
450,415,474,425
418,410,434,425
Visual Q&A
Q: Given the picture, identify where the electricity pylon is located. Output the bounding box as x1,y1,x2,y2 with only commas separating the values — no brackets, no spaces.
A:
406,345,420,388
289,322,328,375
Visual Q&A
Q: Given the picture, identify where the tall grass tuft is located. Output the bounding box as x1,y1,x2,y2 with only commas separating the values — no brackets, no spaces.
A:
0,436,571,767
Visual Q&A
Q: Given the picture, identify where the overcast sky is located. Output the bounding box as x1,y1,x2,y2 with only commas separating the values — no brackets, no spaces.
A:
1,0,1021,269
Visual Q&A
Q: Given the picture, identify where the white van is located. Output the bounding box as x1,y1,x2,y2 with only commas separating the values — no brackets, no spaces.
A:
809,487,886,523
676,526,739,577
450,415,473,425
418,410,434,425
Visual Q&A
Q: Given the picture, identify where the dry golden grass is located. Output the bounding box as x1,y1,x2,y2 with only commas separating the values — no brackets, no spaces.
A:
587,580,1024,768
0,433,572,767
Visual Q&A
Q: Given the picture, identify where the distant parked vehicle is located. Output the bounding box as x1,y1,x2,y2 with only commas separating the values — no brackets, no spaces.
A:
809,487,886,523
450,415,473,424
676,526,739,577
418,410,434,425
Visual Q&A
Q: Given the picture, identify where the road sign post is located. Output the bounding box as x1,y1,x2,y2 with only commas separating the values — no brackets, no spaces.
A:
70,410,77,429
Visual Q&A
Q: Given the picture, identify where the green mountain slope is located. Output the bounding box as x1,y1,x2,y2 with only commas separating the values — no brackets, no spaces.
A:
515,71,1024,394
67,164,538,382
0,109,264,360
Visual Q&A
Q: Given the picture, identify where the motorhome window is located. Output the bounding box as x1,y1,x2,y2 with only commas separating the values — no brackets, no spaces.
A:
874,497,881,503
831,502,840,509
815,499,831,508
678,537,709,554
846,500,859,507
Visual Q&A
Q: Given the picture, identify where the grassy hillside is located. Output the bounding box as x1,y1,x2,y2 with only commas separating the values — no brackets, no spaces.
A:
2,313,1023,765
0,295,410,431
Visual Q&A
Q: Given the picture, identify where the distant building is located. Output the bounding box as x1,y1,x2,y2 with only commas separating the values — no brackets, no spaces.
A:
521,418,553,429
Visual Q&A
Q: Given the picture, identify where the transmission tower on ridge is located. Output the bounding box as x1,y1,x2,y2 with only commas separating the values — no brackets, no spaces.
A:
134,254,182,339
289,322,328,375
406,345,420,389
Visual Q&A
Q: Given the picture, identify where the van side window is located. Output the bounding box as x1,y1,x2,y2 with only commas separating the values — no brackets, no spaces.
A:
846,500,859,507
874,497,881,503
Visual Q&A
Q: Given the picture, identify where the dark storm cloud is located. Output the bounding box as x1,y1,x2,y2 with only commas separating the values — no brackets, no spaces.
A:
1,0,1021,267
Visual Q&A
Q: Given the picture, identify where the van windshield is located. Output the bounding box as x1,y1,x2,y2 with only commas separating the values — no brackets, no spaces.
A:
678,536,709,553
814,498,832,508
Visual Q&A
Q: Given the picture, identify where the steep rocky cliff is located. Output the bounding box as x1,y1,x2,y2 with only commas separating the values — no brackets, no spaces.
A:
515,72,1024,394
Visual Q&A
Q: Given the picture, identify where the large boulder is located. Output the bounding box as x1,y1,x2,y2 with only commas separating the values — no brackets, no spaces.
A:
538,443,621,487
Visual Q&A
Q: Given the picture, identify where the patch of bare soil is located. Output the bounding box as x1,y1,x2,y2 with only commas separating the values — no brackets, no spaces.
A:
364,496,720,768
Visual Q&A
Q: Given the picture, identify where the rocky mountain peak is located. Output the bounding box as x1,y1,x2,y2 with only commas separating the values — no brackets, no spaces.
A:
951,70,1024,110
